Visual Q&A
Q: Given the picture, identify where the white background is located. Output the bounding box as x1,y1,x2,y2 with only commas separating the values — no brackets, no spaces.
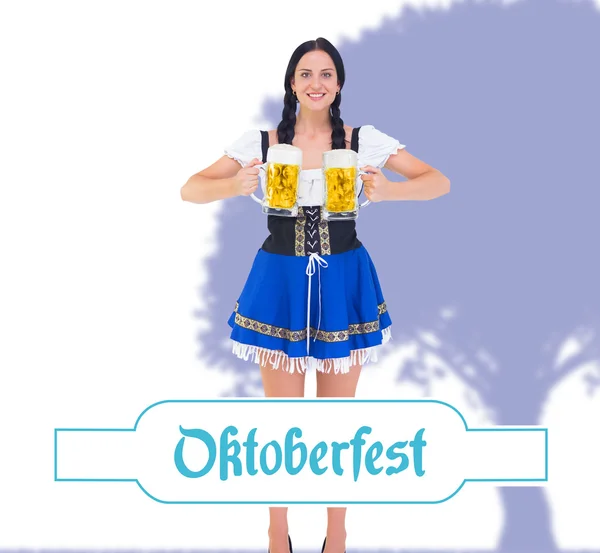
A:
1,0,600,549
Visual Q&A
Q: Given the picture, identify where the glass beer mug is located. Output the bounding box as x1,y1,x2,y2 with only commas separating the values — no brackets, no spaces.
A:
250,144,302,217
322,149,370,221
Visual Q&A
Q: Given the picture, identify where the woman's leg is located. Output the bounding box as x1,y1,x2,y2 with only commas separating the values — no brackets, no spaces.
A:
261,358,306,553
316,362,363,553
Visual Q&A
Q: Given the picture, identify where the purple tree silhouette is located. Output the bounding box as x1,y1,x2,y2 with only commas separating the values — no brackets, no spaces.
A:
196,0,600,550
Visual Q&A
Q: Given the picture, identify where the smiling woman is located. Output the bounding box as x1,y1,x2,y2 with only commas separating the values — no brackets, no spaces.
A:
180,36,450,553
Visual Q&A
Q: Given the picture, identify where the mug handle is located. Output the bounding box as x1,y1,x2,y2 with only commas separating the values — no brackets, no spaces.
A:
357,169,371,208
249,163,267,204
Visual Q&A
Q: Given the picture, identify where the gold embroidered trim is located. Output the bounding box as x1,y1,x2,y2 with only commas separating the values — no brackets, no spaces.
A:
295,206,306,257
319,215,331,255
292,206,331,257
234,312,306,341
233,301,388,343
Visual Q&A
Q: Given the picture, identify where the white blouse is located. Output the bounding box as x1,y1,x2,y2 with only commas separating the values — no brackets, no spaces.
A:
224,125,406,207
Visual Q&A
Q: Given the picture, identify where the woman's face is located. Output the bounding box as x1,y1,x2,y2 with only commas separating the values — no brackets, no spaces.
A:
291,50,340,112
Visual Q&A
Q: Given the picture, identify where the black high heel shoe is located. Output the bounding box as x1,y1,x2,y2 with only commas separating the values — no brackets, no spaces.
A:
268,534,293,553
321,536,346,553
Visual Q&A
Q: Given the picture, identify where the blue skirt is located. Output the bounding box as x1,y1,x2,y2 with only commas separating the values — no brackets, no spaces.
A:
227,245,392,374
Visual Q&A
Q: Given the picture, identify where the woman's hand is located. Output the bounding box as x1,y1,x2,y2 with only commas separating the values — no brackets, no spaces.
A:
360,165,392,203
233,158,263,197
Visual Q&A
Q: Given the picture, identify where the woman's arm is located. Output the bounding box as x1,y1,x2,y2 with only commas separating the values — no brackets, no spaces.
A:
383,149,451,201
180,155,243,204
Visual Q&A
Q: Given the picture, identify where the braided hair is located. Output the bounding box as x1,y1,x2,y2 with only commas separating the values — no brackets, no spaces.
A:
277,37,347,150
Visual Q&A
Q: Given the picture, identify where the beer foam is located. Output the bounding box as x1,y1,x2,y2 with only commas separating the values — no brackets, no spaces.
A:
323,149,358,168
266,144,303,166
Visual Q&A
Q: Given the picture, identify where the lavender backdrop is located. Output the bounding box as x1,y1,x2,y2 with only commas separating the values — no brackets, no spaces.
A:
193,0,600,551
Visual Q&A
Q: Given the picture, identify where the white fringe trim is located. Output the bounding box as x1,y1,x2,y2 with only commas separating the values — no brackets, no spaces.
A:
231,327,392,375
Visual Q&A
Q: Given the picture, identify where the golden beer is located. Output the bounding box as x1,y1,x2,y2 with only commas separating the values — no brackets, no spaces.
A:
324,166,357,213
265,162,300,209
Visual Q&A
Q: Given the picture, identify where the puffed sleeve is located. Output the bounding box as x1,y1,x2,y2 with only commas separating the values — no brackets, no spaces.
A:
223,129,263,167
357,124,406,169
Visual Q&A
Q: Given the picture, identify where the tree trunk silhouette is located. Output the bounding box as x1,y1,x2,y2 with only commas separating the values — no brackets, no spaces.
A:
491,381,556,552
498,486,557,552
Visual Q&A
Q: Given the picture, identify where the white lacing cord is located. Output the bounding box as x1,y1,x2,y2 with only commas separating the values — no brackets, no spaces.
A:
305,252,328,354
